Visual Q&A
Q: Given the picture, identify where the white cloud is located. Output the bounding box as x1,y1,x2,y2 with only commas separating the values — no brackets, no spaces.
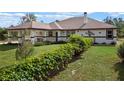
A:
35,13,75,22
0,12,25,17
0,14,21,27
36,12,94,22
0,12,94,27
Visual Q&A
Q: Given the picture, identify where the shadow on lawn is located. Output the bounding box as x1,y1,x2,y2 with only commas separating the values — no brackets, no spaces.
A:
114,61,124,81
48,53,82,80
0,44,17,51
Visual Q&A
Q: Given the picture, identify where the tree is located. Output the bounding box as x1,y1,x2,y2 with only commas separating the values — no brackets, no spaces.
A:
15,40,34,60
21,13,37,24
103,16,124,37
103,16,114,25
0,28,7,40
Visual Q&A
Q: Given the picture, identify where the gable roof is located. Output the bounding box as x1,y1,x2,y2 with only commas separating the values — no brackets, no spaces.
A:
8,16,117,30
49,17,117,30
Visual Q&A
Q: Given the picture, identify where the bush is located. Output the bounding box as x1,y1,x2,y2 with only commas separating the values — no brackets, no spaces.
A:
111,41,116,45
0,43,82,80
102,42,106,45
117,42,124,61
0,28,7,40
15,40,34,60
51,41,67,44
68,34,93,50
0,34,93,81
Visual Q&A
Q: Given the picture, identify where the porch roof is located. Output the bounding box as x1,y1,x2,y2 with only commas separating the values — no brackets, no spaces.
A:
8,21,51,30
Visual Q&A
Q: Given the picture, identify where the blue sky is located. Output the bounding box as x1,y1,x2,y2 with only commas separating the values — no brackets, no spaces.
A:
0,12,124,27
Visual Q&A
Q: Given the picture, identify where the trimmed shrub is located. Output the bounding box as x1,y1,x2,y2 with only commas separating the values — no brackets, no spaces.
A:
0,43,82,80
117,42,124,61
51,41,67,44
0,34,93,81
68,34,93,50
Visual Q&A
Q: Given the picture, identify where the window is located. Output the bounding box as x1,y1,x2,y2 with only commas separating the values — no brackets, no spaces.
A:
37,38,43,42
106,29,113,39
60,31,65,36
48,31,53,37
66,31,75,36
39,32,42,35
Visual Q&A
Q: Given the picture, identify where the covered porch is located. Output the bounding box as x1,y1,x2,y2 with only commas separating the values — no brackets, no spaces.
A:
7,21,78,44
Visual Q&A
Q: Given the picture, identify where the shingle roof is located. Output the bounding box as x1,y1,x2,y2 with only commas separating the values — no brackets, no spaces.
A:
8,21,51,30
8,16,117,30
49,17,117,30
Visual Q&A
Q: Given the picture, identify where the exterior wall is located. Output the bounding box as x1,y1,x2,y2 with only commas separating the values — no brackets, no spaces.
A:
45,31,56,42
8,30,12,43
95,38,117,44
10,29,116,44
34,30,45,41
76,29,117,44
58,31,67,41
30,30,37,44
28,30,59,43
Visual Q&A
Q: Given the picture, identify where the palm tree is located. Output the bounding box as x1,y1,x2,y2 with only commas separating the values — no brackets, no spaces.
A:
21,13,37,24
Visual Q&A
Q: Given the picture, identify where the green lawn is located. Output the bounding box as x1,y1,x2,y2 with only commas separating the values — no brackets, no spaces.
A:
0,44,124,81
0,44,17,68
32,44,61,56
0,44,60,68
51,46,123,81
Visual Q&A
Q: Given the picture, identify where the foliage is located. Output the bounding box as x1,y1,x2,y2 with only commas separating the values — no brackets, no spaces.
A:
68,34,93,49
15,40,34,60
20,13,37,24
0,28,7,40
117,42,124,61
103,16,124,37
0,36,93,81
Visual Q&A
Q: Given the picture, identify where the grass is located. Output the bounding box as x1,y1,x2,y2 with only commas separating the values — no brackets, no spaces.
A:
32,44,61,56
0,44,17,68
0,44,60,68
51,46,122,81
0,44,124,81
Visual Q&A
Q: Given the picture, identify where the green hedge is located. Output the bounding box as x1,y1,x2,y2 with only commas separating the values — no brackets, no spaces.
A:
117,42,124,61
68,34,93,49
0,35,93,81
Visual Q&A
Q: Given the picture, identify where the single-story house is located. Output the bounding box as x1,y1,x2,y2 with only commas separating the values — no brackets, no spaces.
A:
7,12,117,44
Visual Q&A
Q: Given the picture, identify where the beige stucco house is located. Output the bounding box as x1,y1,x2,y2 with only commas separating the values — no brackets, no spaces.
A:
7,13,117,44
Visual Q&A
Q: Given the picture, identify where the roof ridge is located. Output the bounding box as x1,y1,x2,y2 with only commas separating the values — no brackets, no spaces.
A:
54,21,63,29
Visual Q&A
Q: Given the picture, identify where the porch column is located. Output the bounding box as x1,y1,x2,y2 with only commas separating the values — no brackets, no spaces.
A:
43,31,47,41
75,30,79,34
18,31,22,44
8,30,12,43
57,31,60,41
31,30,36,44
